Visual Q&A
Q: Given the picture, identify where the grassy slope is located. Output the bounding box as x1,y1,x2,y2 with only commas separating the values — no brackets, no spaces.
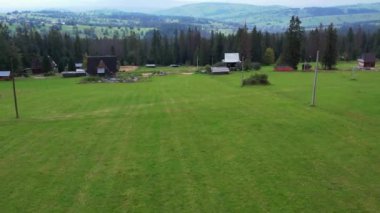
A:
156,3,380,30
0,66,380,212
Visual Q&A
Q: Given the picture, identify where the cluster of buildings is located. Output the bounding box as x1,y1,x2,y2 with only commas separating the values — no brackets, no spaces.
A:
0,53,378,80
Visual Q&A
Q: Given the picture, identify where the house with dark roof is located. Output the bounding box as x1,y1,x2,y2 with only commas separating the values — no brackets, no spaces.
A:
31,58,42,74
358,53,376,69
86,56,118,76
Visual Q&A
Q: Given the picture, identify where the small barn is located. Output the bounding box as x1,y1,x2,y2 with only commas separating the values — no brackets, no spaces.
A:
31,58,43,74
358,53,376,69
0,71,11,80
222,53,241,70
211,67,230,74
75,63,84,72
87,56,118,76
145,64,156,68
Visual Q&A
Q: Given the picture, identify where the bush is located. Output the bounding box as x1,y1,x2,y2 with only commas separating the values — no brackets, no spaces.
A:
243,59,252,71
80,76,102,83
252,62,261,71
212,62,225,67
242,73,270,86
204,64,211,73
43,71,56,77
302,63,312,71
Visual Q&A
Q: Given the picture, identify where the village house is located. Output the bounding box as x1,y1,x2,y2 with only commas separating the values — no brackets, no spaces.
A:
222,53,242,70
86,56,118,76
358,53,376,69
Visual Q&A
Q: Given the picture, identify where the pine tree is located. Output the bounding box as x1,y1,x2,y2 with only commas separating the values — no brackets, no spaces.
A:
322,23,338,70
73,34,82,61
42,54,52,73
236,24,250,61
283,16,304,69
251,27,262,62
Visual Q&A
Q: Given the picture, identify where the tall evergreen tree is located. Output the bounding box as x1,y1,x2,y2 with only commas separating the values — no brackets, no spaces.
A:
42,54,52,73
322,23,338,70
73,34,82,62
283,16,304,69
251,27,262,62
236,24,250,61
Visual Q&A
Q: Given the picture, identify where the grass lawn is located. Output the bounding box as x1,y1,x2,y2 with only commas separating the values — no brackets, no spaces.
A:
0,66,380,212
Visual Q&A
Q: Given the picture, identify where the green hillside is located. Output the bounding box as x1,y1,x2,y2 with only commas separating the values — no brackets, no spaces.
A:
156,2,380,31
0,10,236,38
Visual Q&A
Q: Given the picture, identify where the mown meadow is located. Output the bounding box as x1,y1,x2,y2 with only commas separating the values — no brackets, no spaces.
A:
0,64,379,212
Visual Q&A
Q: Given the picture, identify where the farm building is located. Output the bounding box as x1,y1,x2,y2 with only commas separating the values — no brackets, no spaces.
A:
61,71,87,78
31,58,43,74
211,67,230,74
75,63,84,72
358,53,376,69
0,71,11,80
222,53,241,70
145,64,156,68
87,56,118,76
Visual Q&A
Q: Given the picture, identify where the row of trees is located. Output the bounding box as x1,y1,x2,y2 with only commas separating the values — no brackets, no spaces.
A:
0,16,379,73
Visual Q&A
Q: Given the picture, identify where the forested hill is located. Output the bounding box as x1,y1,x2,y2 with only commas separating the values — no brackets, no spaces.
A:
0,10,238,38
1,2,380,38
155,2,380,31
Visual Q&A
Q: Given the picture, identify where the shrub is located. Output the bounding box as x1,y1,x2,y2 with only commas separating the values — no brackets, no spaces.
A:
262,48,275,65
204,64,211,73
252,62,261,71
302,63,312,71
243,59,252,71
43,71,56,77
242,73,270,86
80,76,102,83
212,62,225,67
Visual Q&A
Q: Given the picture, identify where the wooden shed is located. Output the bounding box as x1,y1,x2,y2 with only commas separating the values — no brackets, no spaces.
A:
211,67,230,74
358,53,376,69
87,56,118,76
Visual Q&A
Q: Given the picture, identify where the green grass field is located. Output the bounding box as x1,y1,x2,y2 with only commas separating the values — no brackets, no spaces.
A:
1,66,380,212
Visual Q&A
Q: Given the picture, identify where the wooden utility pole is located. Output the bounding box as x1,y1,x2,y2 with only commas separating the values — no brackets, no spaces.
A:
311,51,319,107
11,59,19,119
241,56,245,85
197,55,199,69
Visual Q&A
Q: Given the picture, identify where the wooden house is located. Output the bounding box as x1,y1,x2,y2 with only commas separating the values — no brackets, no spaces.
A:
87,56,117,76
358,53,376,69
31,58,43,74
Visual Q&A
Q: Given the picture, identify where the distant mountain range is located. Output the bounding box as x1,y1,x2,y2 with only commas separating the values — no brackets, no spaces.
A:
155,2,380,31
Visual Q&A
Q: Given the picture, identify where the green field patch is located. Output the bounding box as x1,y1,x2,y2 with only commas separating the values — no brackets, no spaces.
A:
0,64,380,212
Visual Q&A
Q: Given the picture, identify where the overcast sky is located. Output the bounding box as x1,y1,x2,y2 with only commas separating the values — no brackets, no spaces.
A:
1,0,379,11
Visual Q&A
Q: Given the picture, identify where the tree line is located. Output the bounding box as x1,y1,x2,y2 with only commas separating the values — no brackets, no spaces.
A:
0,16,379,73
